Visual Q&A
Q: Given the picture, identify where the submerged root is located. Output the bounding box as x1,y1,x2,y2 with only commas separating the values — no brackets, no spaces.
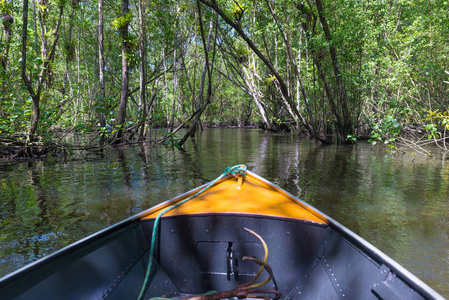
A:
0,136,105,160
0,137,68,159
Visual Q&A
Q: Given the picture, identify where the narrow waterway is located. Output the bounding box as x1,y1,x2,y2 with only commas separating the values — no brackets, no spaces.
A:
0,129,448,297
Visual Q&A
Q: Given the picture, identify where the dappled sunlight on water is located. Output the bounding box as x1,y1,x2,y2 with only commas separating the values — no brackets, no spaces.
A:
0,129,448,297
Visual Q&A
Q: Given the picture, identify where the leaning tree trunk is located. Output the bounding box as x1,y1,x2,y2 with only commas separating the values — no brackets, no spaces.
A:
199,0,329,144
178,1,216,147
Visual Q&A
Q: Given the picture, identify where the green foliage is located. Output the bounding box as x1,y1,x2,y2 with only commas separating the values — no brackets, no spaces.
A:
0,93,31,137
231,0,246,21
265,75,276,85
63,39,76,62
369,116,403,145
346,134,357,142
423,111,449,129
235,42,248,63
422,111,449,139
56,0,67,8
0,0,12,14
74,122,93,134
112,12,134,36
424,123,439,140
163,132,181,149
0,0,449,150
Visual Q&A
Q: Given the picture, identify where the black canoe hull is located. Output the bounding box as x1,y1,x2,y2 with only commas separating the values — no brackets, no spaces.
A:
0,213,443,300
0,172,444,300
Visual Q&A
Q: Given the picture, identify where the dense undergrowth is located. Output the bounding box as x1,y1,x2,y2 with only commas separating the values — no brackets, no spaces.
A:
1,0,449,158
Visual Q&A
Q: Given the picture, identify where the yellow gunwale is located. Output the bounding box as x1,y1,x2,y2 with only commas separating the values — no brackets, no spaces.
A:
142,172,328,224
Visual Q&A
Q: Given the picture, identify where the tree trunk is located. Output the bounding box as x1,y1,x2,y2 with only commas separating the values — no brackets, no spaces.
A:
38,0,52,88
265,0,314,131
98,0,106,127
21,0,40,142
116,0,130,142
241,65,270,129
217,29,271,130
31,0,40,57
315,0,352,140
22,0,65,142
170,4,179,132
1,14,14,70
137,0,147,140
38,0,48,61
178,1,216,146
191,18,214,137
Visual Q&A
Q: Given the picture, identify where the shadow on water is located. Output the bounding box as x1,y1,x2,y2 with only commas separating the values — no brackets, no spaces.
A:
0,129,448,297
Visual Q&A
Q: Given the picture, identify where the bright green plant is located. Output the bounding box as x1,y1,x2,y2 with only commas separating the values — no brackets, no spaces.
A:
369,116,402,145
421,110,449,140
112,12,134,36
424,123,439,140
346,134,357,142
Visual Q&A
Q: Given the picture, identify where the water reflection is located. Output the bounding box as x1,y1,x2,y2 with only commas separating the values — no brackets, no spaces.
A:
0,129,448,296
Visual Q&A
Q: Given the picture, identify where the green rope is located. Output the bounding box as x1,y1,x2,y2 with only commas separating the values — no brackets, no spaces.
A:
137,165,247,300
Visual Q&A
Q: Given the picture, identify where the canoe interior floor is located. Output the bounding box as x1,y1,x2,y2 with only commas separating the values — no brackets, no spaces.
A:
139,214,429,300
1,213,429,300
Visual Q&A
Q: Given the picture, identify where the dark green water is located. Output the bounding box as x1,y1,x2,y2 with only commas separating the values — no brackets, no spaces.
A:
0,129,448,297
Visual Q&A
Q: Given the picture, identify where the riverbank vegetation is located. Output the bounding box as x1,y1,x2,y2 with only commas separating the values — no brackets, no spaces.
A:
1,0,448,157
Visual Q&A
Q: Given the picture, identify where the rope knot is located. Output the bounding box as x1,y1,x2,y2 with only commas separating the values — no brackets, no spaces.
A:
224,164,247,177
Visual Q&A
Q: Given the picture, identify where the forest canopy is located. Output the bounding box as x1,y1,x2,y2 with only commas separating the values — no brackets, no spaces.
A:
1,0,449,155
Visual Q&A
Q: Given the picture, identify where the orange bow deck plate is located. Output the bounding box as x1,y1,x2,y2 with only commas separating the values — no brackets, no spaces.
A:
143,172,327,224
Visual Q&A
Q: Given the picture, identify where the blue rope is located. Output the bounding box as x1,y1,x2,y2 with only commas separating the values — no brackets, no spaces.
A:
137,165,247,300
